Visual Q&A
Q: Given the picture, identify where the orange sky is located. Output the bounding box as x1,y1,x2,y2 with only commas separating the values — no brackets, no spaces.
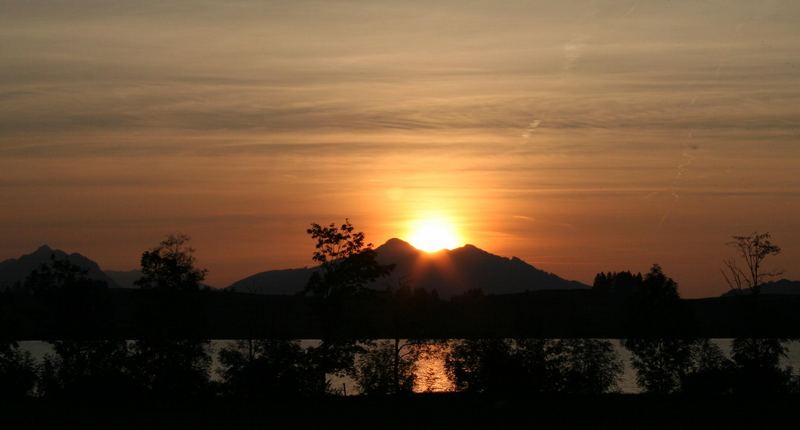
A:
1,1,799,297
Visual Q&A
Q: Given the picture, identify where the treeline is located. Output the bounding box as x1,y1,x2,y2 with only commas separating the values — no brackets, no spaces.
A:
2,335,800,401
4,265,800,340
4,231,800,340
2,227,799,400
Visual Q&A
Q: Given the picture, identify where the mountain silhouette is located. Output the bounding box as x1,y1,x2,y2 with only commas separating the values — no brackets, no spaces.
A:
0,245,119,289
228,238,587,297
721,279,800,296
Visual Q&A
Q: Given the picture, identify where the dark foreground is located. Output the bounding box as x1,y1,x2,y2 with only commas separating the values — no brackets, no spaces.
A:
3,394,799,430
7,288,800,340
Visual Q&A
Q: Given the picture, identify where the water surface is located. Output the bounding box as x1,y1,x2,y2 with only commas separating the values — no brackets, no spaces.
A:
18,339,800,395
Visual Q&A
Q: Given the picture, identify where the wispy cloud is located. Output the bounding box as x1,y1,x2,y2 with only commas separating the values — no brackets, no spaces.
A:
0,1,799,296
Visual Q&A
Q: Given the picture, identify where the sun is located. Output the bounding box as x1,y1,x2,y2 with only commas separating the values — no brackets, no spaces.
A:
407,217,462,252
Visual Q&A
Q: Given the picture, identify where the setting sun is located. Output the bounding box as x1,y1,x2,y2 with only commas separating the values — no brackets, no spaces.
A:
407,217,462,252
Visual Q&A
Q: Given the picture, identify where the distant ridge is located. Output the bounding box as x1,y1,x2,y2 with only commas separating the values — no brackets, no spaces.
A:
228,238,587,298
227,267,315,295
721,279,800,297
0,245,119,289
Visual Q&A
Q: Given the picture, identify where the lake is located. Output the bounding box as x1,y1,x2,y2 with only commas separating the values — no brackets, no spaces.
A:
17,339,800,394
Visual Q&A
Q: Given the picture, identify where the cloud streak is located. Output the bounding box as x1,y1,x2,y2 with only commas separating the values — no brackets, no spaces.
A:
0,0,799,296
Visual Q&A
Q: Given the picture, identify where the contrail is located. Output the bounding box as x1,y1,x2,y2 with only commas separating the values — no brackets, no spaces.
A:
521,35,584,145
658,129,697,229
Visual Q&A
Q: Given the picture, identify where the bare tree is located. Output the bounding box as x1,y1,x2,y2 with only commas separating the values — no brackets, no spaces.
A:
721,232,782,296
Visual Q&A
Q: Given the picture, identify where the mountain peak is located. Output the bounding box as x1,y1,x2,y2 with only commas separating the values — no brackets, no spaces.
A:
449,243,492,257
229,239,589,297
376,238,417,252
378,239,489,255
381,237,413,247
0,245,119,289
35,244,54,254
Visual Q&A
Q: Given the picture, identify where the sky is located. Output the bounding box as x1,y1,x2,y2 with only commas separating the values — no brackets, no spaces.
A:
1,0,799,297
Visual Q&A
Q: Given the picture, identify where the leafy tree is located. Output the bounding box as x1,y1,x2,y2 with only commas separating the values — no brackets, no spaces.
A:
131,234,211,400
553,339,623,394
303,220,394,394
593,271,642,297
729,338,793,394
39,340,133,399
597,265,691,337
351,340,418,395
0,342,37,399
9,259,128,399
135,233,207,292
20,257,112,336
303,339,365,395
616,265,731,393
624,337,736,394
631,265,680,314
680,340,734,394
129,339,211,399
624,338,698,393
445,338,517,393
732,338,786,369
305,219,394,299
21,257,93,297
511,339,622,394
446,338,623,394
511,339,569,393
721,232,782,296
620,264,690,336
218,339,317,398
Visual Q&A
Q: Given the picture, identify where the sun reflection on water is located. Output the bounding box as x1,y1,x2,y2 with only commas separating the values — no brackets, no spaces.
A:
413,343,455,393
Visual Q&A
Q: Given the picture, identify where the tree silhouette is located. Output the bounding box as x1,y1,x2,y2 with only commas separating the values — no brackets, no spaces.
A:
39,340,133,399
19,256,113,336
554,339,623,394
620,264,694,338
730,338,793,394
627,264,681,327
21,256,90,297
679,340,734,394
217,339,317,398
616,265,731,393
305,219,394,299
135,233,207,292
7,258,129,399
593,271,642,297
445,338,517,393
129,339,211,400
0,341,36,400
303,220,394,394
720,233,793,393
130,233,211,400
721,232,782,296
625,338,710,394
445,338,622,394
351,340,417,395
383,280,440,393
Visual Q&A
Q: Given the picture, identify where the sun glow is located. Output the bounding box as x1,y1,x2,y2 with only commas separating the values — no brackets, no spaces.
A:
407,217,462,252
